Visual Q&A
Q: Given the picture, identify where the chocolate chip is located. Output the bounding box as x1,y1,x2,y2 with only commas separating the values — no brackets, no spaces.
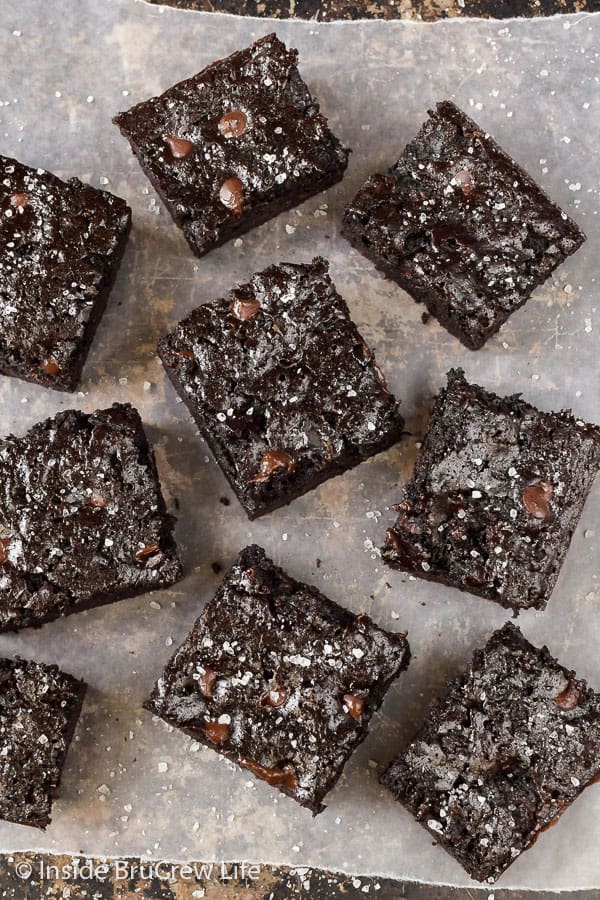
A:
90,494,107,508
230,296,260,321
219,177,244,215
218,110,248,139
241,757,298,791
250,450,296,484
555,679,582,710
164,135,194,159
198,668,218,698
0,538,12,565
522,482,553,520
135,543,161,563
211,562,222,575
260,688,288,709
9,192,28,208
343,693,364,722
202,720,231,745
452,169,473,196
40,358,60,376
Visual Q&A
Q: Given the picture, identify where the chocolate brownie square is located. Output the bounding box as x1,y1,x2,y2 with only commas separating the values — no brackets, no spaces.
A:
0,155,131,391
158,257,404,519
0,656,86,829
343,101,585,350
382,368,600,612
0,403,182,631
113,34,349,257
382,622,600,883
146,545,410,813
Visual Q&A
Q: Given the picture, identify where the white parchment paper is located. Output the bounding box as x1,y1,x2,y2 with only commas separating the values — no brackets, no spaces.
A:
1,0,599,888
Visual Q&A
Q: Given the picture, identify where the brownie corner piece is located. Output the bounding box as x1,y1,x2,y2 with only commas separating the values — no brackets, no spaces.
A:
382,622,600,882
0,656,86,829
113,34,349,257
146,544,410,813
158,257,404,518
0,154,131,392
382,368,600,612
0,402,182,631
343,100,585,350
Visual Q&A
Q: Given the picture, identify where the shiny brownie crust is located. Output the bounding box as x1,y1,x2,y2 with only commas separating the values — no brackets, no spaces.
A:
113,34,349,257
146,544,410,813
382,623,600,882
343,101,585,350
382,368,600,612
158,257,404,519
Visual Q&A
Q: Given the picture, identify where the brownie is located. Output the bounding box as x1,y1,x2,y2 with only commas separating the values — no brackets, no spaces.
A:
113,34,349,258
0,155,131,391
146,544,410,813
159,257,404,519
0,656,86,829
343,101,585,350
0,403,182,631
382,368,600,613
383,622,600,882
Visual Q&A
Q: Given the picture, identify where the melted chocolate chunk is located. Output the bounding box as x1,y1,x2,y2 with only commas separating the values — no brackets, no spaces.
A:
343,101,585,350
522,481,553,519
164,135,194,159
383,623,600,883
230,295,260,321
0,155,131,392
113,34,348,257
219,177,244,215
145,545,410,813
202,720,231,745
158,258,404,519
218,110,248,139
0,404,182,631
382,369,600,613
343,693,364,721
260,687,288,708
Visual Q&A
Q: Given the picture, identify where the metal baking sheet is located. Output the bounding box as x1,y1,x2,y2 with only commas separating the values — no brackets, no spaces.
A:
1,0,599,889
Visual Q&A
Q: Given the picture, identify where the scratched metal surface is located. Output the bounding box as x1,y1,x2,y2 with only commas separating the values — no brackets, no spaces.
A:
0,0,599,889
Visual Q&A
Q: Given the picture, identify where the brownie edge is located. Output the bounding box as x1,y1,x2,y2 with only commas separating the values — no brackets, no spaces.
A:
382,622,600,883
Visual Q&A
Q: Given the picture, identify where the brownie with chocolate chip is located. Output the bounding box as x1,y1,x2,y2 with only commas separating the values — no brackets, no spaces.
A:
146,544,410,813
382,368,600,612
0,155,131,392
113,33,349,257
158,257,404,519
0,656,86,829
382,622,600,883
0,403,182,631
342,101,585,350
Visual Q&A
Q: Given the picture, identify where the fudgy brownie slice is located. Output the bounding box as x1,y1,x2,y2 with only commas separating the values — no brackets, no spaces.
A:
382,622,600,883
0,656,86,829
382,368,600,612
113,34,349,257
0,403,182,631
146,545,410,813
343,101,585,350
0,155,131,391
158,257,404,519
